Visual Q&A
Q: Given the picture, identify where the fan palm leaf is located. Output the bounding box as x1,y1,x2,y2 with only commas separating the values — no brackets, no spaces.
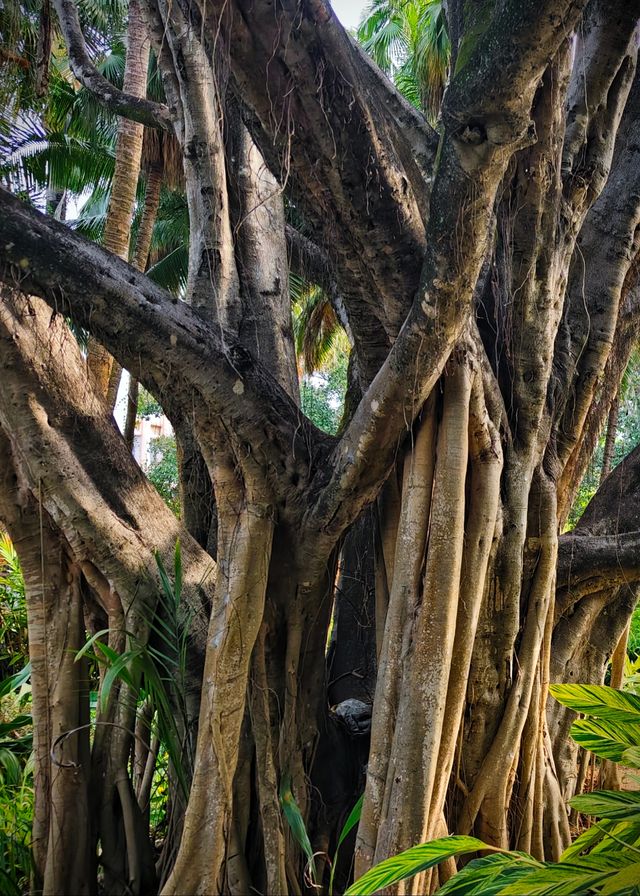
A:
358,0,450,121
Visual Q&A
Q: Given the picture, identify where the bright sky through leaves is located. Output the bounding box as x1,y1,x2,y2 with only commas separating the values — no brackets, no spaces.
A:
331,0,367,31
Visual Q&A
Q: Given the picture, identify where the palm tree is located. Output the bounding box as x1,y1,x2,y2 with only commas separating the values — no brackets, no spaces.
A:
357,0,450,122
291,275,349,376
87,0,151,401
120,124,184,445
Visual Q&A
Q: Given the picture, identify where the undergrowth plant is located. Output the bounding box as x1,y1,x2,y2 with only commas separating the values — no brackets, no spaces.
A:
0,665,33,895
77,541,193,799
346,684,640,895
0,534,28,672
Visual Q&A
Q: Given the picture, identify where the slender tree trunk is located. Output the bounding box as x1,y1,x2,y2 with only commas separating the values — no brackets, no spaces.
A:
87,0,150,403
600,392,620,482
123,162,164,449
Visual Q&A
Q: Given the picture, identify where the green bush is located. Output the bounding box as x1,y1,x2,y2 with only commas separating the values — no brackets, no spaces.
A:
0,534,28,670
147,436,180,515
0,666,33,895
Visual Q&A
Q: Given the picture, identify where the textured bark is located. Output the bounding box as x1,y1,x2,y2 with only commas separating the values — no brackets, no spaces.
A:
600,393,620,482
4,1,640,893
0,434,92,895
0,290,214,892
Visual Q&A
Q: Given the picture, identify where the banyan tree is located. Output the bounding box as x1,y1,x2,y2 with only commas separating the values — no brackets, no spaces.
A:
1,0,640,892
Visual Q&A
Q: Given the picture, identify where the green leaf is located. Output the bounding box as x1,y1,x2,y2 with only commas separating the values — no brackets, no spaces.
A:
0,715,31,737
173,539,182,606
337,794,363,851
329,794,363,895
345,836,504,896
0,747,23,785
550,685,640,724
589,819,640,859
623,746,640,769
0,663,31,698
561,818,616,861
569,790,640,820
438,853,537,895
279,774,316,884
499,861,614,896
100,648,140,711
74,628,111,662
600,864,640,895
569,718,640,762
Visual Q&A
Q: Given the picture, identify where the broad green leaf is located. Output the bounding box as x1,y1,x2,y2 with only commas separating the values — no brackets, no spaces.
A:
499,862,613,895
569,790,640,820
550,685,640,724
330,794,363,895
0,715,31,737
589,819,640,858
345,836,505,896
569,719,640,762
0,663,31,698
561,819,611,861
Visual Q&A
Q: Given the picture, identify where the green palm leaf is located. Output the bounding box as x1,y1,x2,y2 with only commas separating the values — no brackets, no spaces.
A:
569,790,640,821
346,836,507,895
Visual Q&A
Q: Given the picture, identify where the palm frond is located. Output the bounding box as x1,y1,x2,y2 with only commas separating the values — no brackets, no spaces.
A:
358,0,450,120
146,246,189,295
293,284,349,373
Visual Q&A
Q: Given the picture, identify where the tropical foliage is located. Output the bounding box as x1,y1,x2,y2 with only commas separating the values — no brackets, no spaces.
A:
77,542,193,798
0,534,27,669
357,0,450,120
347,684,640,895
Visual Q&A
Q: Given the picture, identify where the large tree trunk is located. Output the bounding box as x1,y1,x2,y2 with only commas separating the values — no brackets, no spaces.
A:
0,433,92,894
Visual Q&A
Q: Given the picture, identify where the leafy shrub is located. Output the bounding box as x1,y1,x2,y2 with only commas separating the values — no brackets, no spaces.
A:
346,684,640,896
147,435,180,515
0,534,28,670
0,665,33,895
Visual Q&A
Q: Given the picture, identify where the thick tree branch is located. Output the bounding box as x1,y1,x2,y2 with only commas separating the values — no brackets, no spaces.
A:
198,0,438,382
52,0,173,130
562,0,640,203
552,71,640,482
557,531,640,598
557,441,640,609
305,0,590,540
0,190,330,510
0,292,213,673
